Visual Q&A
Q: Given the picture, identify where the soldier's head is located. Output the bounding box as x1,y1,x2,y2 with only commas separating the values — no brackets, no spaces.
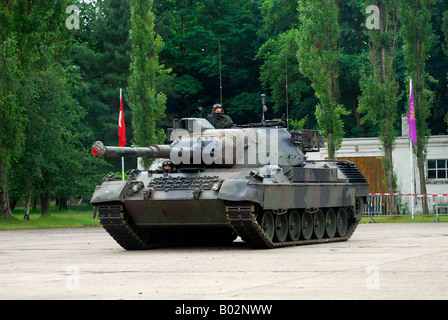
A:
162,160,173,172
213,104,224,119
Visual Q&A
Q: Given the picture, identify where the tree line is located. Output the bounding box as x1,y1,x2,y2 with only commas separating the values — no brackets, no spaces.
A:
1,0,447,218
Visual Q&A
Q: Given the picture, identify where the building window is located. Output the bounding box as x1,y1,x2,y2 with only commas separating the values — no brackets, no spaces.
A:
427,159,448,180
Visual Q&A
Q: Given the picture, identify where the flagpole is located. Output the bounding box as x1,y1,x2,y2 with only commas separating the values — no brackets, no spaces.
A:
120,88,125,181
409,79,414,219
410,139,414,219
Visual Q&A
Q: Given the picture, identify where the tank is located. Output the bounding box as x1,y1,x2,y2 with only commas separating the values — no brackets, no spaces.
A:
90,117,369,249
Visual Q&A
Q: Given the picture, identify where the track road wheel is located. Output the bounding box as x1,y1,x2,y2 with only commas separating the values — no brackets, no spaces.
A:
261,211,275,241
336,208,348,237
325,208,337,239
313,209,325,239
288,210,301,241
302,211,313,240
275,214,288,242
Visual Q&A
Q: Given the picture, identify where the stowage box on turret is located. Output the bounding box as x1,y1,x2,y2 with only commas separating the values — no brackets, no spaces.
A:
90,118,369,249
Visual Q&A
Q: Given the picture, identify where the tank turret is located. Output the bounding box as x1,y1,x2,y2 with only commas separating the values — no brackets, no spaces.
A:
92,118,324,169
90,117,369,250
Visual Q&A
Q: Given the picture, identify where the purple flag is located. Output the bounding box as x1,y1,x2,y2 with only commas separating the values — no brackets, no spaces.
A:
408,80,417,148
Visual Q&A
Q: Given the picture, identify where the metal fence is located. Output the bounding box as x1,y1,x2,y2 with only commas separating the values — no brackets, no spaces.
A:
363,193,448,222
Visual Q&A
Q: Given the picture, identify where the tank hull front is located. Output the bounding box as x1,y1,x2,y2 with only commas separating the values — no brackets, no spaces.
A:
125,197,228,227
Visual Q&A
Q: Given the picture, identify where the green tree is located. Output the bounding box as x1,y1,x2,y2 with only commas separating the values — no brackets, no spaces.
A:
358,1,400,196
0,37,26,218
72,0,132,147
17,55,93,216
258,30,303,117
443,8,448,119
154,0,263,124
257,0,318,126
444,10,448,66
297,0,348,159
0,0,66,217
425,0,448,135
128,0,167,169
2,0,98,217
400,0,434,214
338,0,371,138
445,10,448,130
259,0,298,38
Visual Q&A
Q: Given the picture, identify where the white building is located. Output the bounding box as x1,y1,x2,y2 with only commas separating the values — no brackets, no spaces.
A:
307,116,448,195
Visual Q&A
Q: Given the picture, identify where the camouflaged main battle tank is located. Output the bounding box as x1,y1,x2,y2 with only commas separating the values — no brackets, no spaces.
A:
90,117,369,249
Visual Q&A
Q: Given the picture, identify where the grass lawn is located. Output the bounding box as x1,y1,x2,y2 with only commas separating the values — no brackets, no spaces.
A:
1,204,446,230
0,205,101,230
360,215,448,223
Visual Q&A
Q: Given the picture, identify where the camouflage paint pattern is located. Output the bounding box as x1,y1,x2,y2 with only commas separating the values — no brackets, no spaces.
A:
91,119,369,230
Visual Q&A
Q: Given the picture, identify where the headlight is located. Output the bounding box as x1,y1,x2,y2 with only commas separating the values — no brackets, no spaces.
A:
212,182,220,191
127,182,143,196
131,184,140,193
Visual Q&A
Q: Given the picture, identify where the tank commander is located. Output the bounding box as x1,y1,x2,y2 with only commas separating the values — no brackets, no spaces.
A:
213,104,233,129
162,160,174,172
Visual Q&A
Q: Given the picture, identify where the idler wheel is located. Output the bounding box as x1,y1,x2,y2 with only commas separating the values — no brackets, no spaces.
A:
313,209,325,239
288,210,301,241
325,208,337,239
275,214,288,242
354,199,364,221
261,211,275,241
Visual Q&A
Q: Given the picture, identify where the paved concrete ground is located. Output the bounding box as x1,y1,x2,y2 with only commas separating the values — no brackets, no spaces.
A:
0,223,447,300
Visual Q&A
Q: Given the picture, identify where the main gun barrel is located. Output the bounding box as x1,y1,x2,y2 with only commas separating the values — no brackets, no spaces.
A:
92,141,171,159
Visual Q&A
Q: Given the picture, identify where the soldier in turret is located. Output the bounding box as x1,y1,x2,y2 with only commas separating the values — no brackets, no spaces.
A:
213,104,233,129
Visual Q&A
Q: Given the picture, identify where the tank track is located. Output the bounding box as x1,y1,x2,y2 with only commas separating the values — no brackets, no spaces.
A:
226,202,359,249
97,204,237,250
97,204,155,250
97,202,359,250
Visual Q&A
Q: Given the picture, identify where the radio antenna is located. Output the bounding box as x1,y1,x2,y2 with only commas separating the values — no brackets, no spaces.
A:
285,37,290,130
219,40,223,106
